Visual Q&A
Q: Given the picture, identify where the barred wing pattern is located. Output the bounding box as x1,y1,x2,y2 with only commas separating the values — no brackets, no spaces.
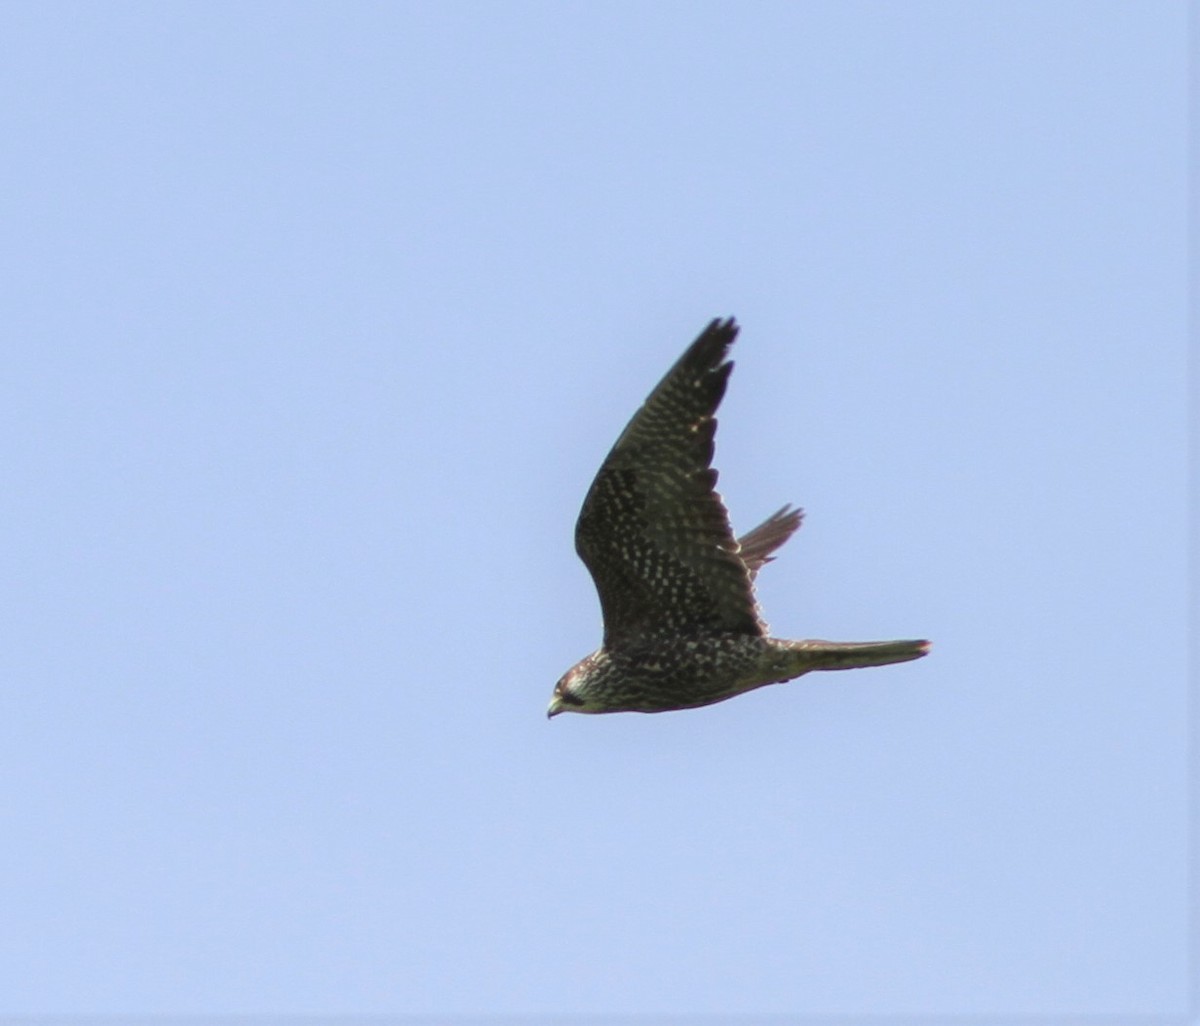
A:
574,319,765,645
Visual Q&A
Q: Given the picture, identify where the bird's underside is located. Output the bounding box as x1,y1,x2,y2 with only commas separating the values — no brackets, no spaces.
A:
548,318,929,717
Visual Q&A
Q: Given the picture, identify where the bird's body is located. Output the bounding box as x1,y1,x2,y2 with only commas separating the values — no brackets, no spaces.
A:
556,634,928,714
549,318,928,717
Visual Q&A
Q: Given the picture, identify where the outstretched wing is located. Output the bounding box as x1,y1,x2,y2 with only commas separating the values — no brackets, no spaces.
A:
737,504,803,581
575,318,764,645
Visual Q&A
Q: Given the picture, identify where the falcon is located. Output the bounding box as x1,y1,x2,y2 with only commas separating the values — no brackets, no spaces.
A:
548,317,929,717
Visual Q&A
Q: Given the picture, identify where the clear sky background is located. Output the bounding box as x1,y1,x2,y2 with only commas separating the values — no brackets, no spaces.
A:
1,1,1190,1020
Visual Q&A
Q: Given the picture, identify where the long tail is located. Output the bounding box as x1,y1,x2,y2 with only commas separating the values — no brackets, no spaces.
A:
785,638,931,672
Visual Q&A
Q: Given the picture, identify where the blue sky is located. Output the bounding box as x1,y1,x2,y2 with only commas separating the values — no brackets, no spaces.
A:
1,1,1190,1018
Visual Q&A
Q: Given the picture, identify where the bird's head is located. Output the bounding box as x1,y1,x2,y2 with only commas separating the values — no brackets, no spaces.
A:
547,651,607,718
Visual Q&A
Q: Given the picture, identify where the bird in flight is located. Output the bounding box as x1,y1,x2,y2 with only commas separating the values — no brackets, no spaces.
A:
548,318,929,717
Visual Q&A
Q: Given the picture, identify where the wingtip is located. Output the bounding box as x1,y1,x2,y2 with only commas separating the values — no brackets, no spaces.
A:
692,317,739,367
673,318,739,391
710,315,739,339
775,503,804,528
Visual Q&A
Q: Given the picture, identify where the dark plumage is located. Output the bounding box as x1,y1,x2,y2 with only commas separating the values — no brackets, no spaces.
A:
548,318,928,717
